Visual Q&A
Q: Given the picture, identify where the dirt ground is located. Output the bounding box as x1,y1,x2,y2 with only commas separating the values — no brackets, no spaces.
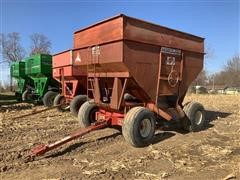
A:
0,94,240,180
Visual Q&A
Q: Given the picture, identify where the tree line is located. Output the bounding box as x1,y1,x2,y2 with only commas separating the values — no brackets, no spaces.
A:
193,54,240,88
0,32,51,64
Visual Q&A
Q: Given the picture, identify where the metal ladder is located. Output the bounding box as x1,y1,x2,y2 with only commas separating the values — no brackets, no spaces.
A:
155,50,184,105
86,46,99,99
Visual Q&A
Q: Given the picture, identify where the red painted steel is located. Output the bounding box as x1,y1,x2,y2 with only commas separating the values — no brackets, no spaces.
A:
73,14,204,121
52,50,87,101
26,109,124,160
73,15,204,104
96,110,124,126
28,121,108,158
27,15,205,158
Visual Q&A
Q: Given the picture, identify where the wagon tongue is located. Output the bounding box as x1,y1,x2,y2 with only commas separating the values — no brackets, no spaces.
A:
24,121,109,162
30,144,48,157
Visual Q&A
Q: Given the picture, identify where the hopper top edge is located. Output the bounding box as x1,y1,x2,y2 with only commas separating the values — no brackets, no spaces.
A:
73,14,205,41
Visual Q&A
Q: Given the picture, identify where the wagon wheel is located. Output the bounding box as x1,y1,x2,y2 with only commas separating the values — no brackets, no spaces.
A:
43,91,58,107
70,95,89,117
22,90,32,102
182,101,208,132
78,101,98,128
122,107,156,147
54,94,69,112
168,70,179,87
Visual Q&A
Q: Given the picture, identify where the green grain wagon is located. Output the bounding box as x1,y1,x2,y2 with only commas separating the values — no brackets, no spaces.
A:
10,61,33,101
22,54,59,106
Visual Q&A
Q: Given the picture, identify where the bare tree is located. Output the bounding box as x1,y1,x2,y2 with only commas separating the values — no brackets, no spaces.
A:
0,32,26,63
0,32,26,91
224,54,240,87
192,69,208,86
212,54,240,87
204,43,215,60
30,33,51,55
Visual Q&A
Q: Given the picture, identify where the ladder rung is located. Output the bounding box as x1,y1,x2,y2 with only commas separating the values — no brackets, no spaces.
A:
159,76,168,80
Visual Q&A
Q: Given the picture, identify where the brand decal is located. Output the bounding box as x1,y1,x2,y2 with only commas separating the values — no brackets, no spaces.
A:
161,47,181,56
75,52,81,62
92,45,100,55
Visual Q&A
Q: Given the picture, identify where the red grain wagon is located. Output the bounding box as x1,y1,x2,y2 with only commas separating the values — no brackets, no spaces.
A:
29,14,207,159
74,14,207,146
52,50,89,116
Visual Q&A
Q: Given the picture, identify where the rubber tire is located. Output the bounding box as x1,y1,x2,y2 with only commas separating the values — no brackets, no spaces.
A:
124,93,137,101
22,90,31,102
182,101,207,132
78,101,98,128
43,91,58,107
122,107,156,147
70,95,88,117
53,94,67,112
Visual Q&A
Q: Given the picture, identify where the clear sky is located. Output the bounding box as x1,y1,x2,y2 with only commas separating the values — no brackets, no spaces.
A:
0,0,239,83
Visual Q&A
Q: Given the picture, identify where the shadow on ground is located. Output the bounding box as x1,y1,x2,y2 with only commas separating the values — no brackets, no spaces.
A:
0,93,16,100
152,131,176,145
205,110,232,122
0,93,18,105
159,110,232,134
0,93,42,112
0,104,33,112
